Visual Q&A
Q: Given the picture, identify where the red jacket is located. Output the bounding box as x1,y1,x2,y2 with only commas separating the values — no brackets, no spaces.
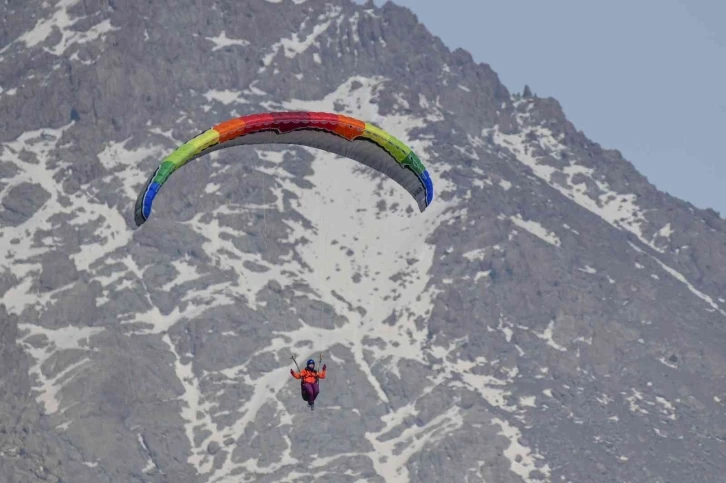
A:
291,368,326,384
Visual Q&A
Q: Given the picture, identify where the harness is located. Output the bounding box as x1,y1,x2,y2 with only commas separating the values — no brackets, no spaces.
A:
300,368,319,385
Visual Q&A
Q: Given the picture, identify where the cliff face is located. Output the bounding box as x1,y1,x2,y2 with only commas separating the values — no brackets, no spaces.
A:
1,1,724,482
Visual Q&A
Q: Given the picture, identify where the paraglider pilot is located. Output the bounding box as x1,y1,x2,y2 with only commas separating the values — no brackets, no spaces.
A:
291,359,326,410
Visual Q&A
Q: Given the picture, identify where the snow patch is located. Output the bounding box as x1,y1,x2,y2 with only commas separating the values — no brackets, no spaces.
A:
510,215,561,247
652,223,674,247
658,357,677,369
6,0,119,56
203,89,250,106
492,418,551,482
650,255,726,316
534,321,566,352
462,248,488,262
0,123,78,312
261,6,341,69
491,111,658,252
206,31,250,51
18,324,103,414
366,406,464,482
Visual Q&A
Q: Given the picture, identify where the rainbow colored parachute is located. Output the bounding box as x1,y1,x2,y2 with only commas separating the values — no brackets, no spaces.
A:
134,111,434,226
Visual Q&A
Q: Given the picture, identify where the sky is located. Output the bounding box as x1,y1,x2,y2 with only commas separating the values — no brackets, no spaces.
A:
356,0,726,216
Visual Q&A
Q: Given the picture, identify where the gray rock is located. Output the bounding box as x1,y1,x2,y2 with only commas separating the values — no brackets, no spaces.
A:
37,253,79,291
0,182,50,226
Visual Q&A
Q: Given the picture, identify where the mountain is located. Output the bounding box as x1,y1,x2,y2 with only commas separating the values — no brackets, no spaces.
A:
1,0,725,482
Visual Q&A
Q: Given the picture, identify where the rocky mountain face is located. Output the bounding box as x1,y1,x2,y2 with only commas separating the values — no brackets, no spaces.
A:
1,0,725,482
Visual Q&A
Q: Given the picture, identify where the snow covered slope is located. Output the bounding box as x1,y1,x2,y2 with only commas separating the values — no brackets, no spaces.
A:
1,1,725,482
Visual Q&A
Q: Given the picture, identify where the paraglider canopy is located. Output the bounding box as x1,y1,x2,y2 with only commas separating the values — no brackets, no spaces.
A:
133,111,434,227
